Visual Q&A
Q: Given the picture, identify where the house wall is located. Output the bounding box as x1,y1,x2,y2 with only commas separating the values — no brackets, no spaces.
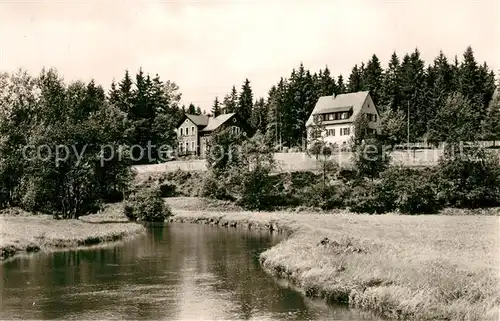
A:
199,115,251,158
199,135,211,158
307,95,381,147
320,123,355,146
361,95,380,130
177,118,199,154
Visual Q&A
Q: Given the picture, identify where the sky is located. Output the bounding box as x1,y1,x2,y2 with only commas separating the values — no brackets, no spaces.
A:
0,0,498,111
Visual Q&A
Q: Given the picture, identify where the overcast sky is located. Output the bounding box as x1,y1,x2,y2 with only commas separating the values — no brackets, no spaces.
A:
0,0,498,111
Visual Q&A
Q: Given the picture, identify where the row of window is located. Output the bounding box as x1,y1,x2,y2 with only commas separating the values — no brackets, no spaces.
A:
179,141,196,151
179,126,196,136
322,111,350,121
321,112,378,122
324,127,350,136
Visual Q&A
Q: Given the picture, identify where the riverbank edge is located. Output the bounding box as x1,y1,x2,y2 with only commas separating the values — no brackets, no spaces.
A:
0,214,147,262
167,210,499,321
166,212,386,316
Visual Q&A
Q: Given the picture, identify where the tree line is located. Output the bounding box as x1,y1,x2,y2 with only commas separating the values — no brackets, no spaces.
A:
211,46,498,148
0,68,185,218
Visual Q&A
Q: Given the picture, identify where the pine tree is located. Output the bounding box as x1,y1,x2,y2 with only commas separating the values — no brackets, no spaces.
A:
458,46,481,102
380,52,401,112
363,54,383,104
187,103,196,114
477,62,496,117
337,75,346,94
237,78,253,123
317,66,337,96
398,49,428,141
483,88,500,144
195,106,202,115
108,80,120,106
251,97,268,134
458,46,488,130
222,86,238,114
348,64,363,92
117,70,133,114
211,96,221,117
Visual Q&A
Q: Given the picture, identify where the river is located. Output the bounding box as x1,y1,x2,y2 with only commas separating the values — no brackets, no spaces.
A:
1,223,381,320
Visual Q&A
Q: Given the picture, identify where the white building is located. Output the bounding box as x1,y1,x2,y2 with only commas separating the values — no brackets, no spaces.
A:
306,91,380,149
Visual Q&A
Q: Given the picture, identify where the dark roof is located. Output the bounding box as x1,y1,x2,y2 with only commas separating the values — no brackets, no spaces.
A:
317,106,353,114
201,113,236,132
179,114,209,127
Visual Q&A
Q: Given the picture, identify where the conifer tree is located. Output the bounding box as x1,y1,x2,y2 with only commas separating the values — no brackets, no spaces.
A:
117,70,133,114
211,96,221,117
223,86,238,113
483,88,500,145
337,75,346,94
363,54,383,104
187,103,196,114
108,80,120,106
238,78,253,123
317,66,337,96
251,97,268,134
348,65,364,92
380,52,401,112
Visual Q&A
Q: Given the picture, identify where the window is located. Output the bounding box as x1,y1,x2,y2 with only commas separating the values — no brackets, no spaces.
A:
232,126,240,135
373,114,377,122
180,128,183,136
191,126,195,136
328,114,334,121
340,127,350,136
191,141,195,151
186,127,189,136
185,142,189,151
326,129,335,136
340,112,348,120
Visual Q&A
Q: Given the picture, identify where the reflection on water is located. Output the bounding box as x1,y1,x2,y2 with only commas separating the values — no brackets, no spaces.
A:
1,223,380,320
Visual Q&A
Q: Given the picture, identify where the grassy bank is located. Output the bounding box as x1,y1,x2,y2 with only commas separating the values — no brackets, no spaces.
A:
0,205,146,261
167,200,500,321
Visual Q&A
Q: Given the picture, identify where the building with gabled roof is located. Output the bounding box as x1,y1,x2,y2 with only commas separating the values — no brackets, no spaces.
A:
176,112,251,157
306,91,380,148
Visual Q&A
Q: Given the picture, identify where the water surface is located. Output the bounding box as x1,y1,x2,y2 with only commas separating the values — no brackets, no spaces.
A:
1,223,380,320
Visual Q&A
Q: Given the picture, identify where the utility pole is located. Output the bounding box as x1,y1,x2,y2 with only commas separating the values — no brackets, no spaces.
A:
407,100,410,157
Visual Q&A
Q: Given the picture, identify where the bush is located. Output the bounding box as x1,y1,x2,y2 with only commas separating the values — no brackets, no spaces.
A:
345,180,391,214
352,138,390,180
435,148,500,208
200,173,234,201
380,167,442,214
123,187,171,222
236,166,276,210
299,182,348,210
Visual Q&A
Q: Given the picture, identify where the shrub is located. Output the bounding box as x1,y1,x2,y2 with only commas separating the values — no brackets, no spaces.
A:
352,138,391,180
236,166,276,210
299,182,347,210
379,167,442,214
435,147,500,208
200,173,234,201
345,180,390,214
123,187,171,222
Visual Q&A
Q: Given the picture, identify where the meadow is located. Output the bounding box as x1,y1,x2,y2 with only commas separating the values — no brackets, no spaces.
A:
0,207,145,261
167,198,500,321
